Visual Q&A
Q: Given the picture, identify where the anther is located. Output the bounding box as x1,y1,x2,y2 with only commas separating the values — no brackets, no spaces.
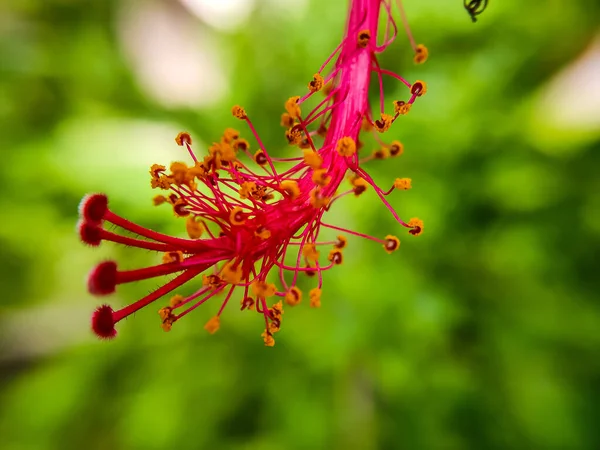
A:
394,178,412,190
357,29,371,48
410,80,427,97
374,114,393,133
328,250,343,265
393,100,412,115
254,149,268,165
407,218,424,236
231,105,247,119
175,131,192,146
204,316,220,334
389,141,404,157
383,235,400,254
280,180,301,200
414,44,429,64
336,137,357,157
284,286,302,306
309,288,322,308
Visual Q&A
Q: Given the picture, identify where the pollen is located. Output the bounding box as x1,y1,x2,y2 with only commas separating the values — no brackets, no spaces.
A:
308,73,324,93
255,226,271,240
393,100,412,115
162,251,184,264
222,128,240,143
185,215,204,239
203,274,224,290
284,286,302,306
204,316,220,334
310,188,329,208
373,148,389,160
312,168,331,186
407,218,424,236
222,261,243,284
239,181,257,199
262,329,275,347
334,235,347,250
350,176,369,196
374,114,393,133
280,113,295,128
169,294,184,308
389,141,404,157
309,288,322,308
394,178,412,190
175,131,192,146
280,180,301,200
285,125,303,145
232,138,250,152
229,207,246,226
328,249,343,265
153,195,167,206
383,235,400,254
336,136,357,157
251,280,277,298
302,243,320,262
254,149,268,165
303,149,323,169
232,105,247,119
357,29,371,48
414,44,429,64
241,296,255,311
411,80,427,97
285,96,301,120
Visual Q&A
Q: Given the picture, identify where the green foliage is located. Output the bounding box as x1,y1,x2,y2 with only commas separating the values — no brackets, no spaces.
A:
1,0,599,449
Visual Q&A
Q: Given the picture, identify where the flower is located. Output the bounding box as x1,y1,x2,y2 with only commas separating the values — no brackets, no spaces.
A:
79,0,427,346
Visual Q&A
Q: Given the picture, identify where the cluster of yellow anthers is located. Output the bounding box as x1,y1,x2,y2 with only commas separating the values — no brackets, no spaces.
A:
84,0,428,346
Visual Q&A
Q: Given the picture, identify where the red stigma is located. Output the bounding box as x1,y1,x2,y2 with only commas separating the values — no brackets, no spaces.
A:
79,193,108,223
88,261,118,296
91,305,117,339
78,220,102,246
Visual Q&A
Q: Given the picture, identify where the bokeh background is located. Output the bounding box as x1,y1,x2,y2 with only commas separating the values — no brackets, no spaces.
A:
1,0,599,449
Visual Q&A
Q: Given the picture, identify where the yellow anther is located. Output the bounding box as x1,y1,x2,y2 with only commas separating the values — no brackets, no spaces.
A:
374,114,393,132
298,138,311,149
328,249,343,265
284,286,302,306
334,235,347,250
270,300,284,319
285,125,303,145
350,176,369,196
310,188,330,208
240,296,255,311
255,225,271,240
411,80,427,97
169,161,188,185
204,316,220,334
232,105,247,119
257,282,277,299
312,168,331,186
261,329,275,347
309,288,322,308
188,161,207,181
158,306,172,321
336,136,357,157
169,294,184,308
308,73,324,93
172,198,190,217
407,218,424,236
302,243,320,262
233,138,249,152
162,251,184,264
303,149,322,169
383,235,400,254
229,206,246,226
221,261,243,284
280,112,295,128
186,215,205,239
393,100,412,115
414,44,429,64
220,144,237,162
150,163,166,178
285,96,301,120
373,148,389,159
389,141,404,157
175,131,192,146
202,274,224,290
239,181,257,200
357,29,371,48
222,128,240,143
254,149,268,165
362,117,373,132
280,180,300,200
394,178,412,190
153,195,167,206
251,280,277,298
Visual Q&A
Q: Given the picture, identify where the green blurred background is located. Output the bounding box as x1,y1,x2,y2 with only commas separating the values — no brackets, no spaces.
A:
1,0,599,449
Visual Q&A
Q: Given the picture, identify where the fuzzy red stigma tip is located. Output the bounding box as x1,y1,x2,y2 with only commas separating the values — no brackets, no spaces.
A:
79,193,108,223
88,261,118,296
91,304,117,339
78,220,102,246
